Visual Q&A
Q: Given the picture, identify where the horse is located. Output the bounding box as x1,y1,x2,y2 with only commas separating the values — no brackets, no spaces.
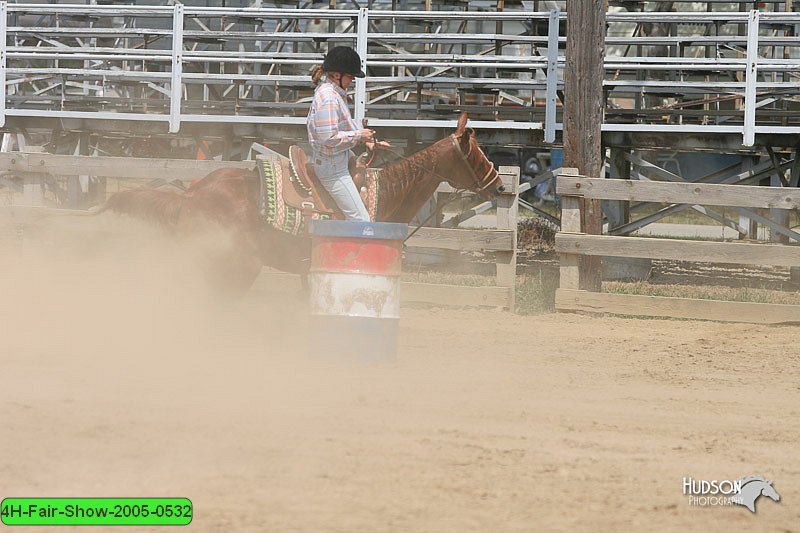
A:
98,113,505,295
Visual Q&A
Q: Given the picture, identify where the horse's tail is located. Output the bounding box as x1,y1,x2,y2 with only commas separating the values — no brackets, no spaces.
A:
96,188,186,230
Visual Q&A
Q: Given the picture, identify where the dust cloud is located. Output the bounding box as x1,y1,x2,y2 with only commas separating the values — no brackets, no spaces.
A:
1,210,799,532
0,212,386,529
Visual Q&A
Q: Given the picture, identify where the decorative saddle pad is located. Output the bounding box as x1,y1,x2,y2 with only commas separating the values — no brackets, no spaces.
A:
258,153,380,236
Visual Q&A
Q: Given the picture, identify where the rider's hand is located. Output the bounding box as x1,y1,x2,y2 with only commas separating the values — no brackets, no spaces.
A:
364,139,389,153
359,129,376,143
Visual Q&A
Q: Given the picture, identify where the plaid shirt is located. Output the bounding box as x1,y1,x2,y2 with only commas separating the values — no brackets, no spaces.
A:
307,78,362,157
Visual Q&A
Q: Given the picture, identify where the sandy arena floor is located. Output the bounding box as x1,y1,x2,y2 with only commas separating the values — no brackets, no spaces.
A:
0,216,798,532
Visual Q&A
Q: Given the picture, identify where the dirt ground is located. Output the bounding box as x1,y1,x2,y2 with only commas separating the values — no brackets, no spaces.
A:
1,214,798,532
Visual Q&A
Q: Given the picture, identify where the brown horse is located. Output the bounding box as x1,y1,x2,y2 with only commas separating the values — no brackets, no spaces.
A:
100,113,504,295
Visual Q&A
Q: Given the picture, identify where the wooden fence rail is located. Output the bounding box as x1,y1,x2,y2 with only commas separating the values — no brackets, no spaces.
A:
557,174,800,210
555,168,800,324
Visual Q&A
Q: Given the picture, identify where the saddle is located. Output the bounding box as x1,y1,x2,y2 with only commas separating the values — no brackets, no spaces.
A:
287,145,370,219
258,148,380,236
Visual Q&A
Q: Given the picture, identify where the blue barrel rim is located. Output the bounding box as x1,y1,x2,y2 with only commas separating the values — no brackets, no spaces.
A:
309,220,408,240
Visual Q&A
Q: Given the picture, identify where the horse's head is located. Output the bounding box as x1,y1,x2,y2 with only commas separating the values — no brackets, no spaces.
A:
434,112,504,200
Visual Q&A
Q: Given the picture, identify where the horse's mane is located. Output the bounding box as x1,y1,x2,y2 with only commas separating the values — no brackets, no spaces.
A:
382,150,433,183
380,136,453,186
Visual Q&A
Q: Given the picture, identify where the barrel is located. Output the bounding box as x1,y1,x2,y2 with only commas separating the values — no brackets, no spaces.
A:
308,220,408,361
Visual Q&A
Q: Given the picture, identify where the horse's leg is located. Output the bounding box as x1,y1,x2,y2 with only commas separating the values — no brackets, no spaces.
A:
259,229,311,295
174,207,263,298
225,251,263,296
298,257,310,295
220,228,264,297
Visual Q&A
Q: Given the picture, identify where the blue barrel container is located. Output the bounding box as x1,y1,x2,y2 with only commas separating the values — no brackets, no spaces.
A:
308,220,408,361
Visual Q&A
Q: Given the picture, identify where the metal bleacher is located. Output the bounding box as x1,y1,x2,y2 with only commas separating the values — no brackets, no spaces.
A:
0,0,799,152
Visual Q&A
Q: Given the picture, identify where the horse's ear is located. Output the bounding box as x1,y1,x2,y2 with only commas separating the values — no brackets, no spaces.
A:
455,112,468,135
458,125,474,153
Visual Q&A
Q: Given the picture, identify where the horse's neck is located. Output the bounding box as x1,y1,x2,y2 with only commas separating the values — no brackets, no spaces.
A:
376,148,445,223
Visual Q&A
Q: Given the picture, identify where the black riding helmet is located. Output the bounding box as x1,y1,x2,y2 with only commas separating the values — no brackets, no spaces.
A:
322,46,366,78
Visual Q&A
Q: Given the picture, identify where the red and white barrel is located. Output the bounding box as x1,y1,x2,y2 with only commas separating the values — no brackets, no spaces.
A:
308,220,408,361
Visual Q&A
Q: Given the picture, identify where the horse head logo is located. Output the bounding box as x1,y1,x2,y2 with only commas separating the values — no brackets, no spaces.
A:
732,476,781,513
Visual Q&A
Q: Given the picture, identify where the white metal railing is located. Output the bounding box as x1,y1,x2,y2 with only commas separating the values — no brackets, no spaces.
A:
0,4,798,145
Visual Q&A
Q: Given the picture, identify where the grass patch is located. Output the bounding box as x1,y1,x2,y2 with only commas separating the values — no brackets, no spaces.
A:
636,204,730,225
605,280,800,305
515,272,557,315
399,270,557,314
401,271,494,287
635,204,800,227
642,233,731,242
442,202,556,218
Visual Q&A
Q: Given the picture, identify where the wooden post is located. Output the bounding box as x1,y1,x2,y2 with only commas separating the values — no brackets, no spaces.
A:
496,166,518,310
21,145,45,207
68,132,90,209
607,147,631,232
767,146,789,244
738,155,759,239
495,0,505,58
558,168,581,291
563,0,605,291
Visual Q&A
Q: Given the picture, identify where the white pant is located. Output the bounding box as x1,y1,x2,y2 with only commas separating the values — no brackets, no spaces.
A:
313,151,370,222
